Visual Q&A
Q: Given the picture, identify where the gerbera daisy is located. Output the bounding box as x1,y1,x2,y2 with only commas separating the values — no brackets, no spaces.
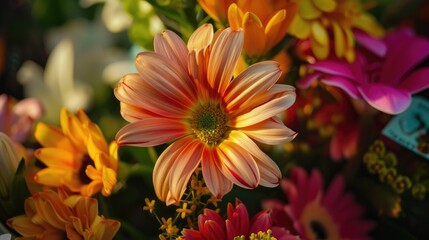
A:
289,0,384,62
33,108,118,197
115,23,297,205
7,187,120,239
181,199,299,239
265,167,375,240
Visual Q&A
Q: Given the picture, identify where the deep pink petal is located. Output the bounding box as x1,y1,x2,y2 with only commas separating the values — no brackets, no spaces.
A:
181,229,202,240
321,175,344,209
249,210,271,234
169,140,204,202
321,75,360,99
297,72,322,89
358,83,411,114
208,28,244,96
201,148,233,198
115,118,187,147
202,220,227,240
307,169,323,202
397,68,429,94
354,30,386,57
216,140,260,189
309,61,359,81
380,33,429,85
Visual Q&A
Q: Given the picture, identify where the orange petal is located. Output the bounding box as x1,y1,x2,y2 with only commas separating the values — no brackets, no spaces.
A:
201,148,233,198
115,118,187,147
134,52,196,107
225,61,281,112
264,9,287,52
228,130,281,187
152,137,194,204
216,140,260,189
231,85,296,128
242,12,266,58
34,148,80,170
207,27,244,96
240,117,297,145
155,29,189,71
169,139,204,202
187,23,214,52
34,122,74,150
227,3,243,31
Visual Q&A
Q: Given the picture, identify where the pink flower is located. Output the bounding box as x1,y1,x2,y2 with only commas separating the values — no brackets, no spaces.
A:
182,199,299,240
298,28,429,114
115,24,296,205
264,167,375,240
0,94,43,143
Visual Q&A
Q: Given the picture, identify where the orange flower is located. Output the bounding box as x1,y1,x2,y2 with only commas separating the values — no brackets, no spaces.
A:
33,108,118,197
7,187,120,240
115,24,297,205
228,0,297,58
197,0,235,25
289,0,384,62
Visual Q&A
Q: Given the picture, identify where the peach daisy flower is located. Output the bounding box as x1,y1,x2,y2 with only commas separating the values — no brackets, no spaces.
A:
289,0,384,62
33,108,118,197
7,187,120,239
115,23,297,205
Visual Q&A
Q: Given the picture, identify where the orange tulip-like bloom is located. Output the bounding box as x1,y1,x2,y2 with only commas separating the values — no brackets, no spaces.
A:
289,0,384,62
115,23,297,205
33,108,118,197
7,187,120,240
227,0,297,59
198,0,235,25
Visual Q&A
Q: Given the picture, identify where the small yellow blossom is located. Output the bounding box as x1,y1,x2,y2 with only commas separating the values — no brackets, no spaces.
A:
176,202,193,219
143,198,156,213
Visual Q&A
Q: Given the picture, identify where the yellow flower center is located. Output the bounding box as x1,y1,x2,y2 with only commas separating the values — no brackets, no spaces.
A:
191,102,229,145
300,200,340,240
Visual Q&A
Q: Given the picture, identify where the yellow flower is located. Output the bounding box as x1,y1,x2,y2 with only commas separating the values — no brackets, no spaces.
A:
227,0,297,59
33,108,118,197
7,187,120,240
176,202,193,219
143,198,156,213
289,0,384,62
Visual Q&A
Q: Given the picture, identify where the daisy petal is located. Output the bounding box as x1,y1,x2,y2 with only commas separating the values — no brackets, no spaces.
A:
34,122,74,149
152,137,194,204
169,140,204,202
228,130,281,187
135,52,196,106
358,84,411,114
240,117,297,145
188,23,214,52
231,86,296,128
208,27,244,95
201,148,233,198
310,61,358,80
34,148,78,170
225,61,281,112
216,140,260,189
115,118,187,147
154,30,189,71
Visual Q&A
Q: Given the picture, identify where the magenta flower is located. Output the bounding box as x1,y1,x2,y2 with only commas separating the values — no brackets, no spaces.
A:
182,199,299,240
298,28,429,114
264,167,374,240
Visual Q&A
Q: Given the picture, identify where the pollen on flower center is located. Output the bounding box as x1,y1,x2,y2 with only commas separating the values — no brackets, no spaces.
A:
191,102,229,145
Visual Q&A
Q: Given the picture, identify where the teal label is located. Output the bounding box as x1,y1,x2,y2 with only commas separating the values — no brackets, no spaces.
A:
382,96,429,160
